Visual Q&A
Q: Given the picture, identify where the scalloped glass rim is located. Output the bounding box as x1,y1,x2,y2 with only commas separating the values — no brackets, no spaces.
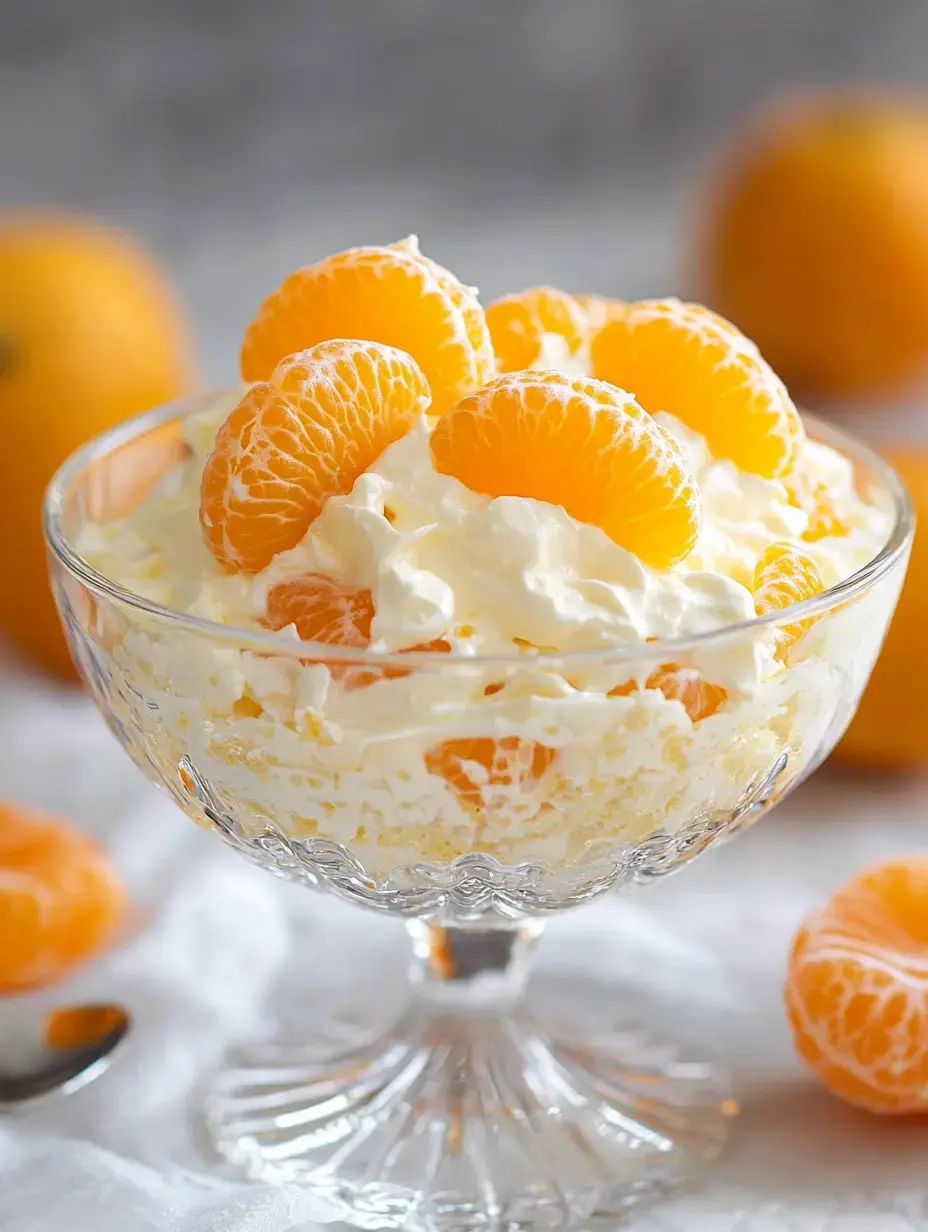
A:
43,390,915,670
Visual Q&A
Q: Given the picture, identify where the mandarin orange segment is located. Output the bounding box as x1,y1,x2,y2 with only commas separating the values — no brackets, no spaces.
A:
785,857,928,1114
486,286,588,373
424,737,556,809
430,370,701,569
264,573,377,689
785,473,849,543
753,540,825,654
201,339,429,573
265,574,374,648
263,573,449,689
590,298,804,478
0,802,126,994
240,240,494,415
610,663,728,722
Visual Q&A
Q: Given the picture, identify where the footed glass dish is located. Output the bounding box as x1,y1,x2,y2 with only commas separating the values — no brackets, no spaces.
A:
45,395,912,1231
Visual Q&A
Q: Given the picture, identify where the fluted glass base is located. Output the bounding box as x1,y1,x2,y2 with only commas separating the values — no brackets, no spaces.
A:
202,923,736,1230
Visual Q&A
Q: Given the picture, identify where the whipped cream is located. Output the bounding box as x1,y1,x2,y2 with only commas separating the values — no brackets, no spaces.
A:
76,382,898,880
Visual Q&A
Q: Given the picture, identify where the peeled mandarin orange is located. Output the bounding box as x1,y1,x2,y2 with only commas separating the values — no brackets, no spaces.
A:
0,802,126,994
240,240,494,415
786,857,928,1114
753,541,826,655
486,286,588,372
430,370,701,570
201,339,429,573
590,298,803,478
264,573,378,690
610,663,728,722
425,737,556,810
265,573,374,649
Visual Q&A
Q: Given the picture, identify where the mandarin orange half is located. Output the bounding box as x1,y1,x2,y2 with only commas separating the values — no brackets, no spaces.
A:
0,802,126,994
201,339,429,573
430,370,701,570
240,240,494,415
590,298,803,478
786,857,928,1114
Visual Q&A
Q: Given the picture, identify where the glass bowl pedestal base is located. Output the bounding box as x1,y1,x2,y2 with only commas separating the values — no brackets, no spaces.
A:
204,920,736,1231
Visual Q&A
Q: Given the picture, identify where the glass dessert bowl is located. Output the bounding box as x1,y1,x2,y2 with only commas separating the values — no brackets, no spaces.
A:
42,245,913,1229
44,398,909,1229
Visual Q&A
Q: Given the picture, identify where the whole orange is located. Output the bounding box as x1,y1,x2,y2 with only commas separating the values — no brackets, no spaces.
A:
0,216,191,678
701,94,928,400
836,445,927,768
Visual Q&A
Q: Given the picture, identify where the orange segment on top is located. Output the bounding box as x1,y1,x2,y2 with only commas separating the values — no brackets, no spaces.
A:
0,802,126,994
590,298,804,478
430,370,701,569
753,540,825,654
240,240,494,415
200,339,429,574
486,286,588,372
786,857,928,1115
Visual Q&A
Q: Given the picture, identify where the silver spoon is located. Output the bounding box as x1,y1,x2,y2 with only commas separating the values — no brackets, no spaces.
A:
0,1002,130,1110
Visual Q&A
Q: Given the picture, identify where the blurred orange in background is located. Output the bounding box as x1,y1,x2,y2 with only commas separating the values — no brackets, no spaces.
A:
700,93,928,404
0,800,126,994
0,215,191,680
835,444,928,769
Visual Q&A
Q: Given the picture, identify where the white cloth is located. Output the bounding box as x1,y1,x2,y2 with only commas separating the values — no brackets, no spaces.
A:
1,662,927,1231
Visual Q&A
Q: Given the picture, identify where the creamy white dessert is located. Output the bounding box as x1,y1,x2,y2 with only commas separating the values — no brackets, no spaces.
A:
76,379,896,879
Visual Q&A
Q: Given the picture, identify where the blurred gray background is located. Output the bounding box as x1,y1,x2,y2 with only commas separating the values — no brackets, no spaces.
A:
5,0,928,382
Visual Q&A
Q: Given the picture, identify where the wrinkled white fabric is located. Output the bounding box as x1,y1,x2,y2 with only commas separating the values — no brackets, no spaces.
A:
0,658,927,1231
